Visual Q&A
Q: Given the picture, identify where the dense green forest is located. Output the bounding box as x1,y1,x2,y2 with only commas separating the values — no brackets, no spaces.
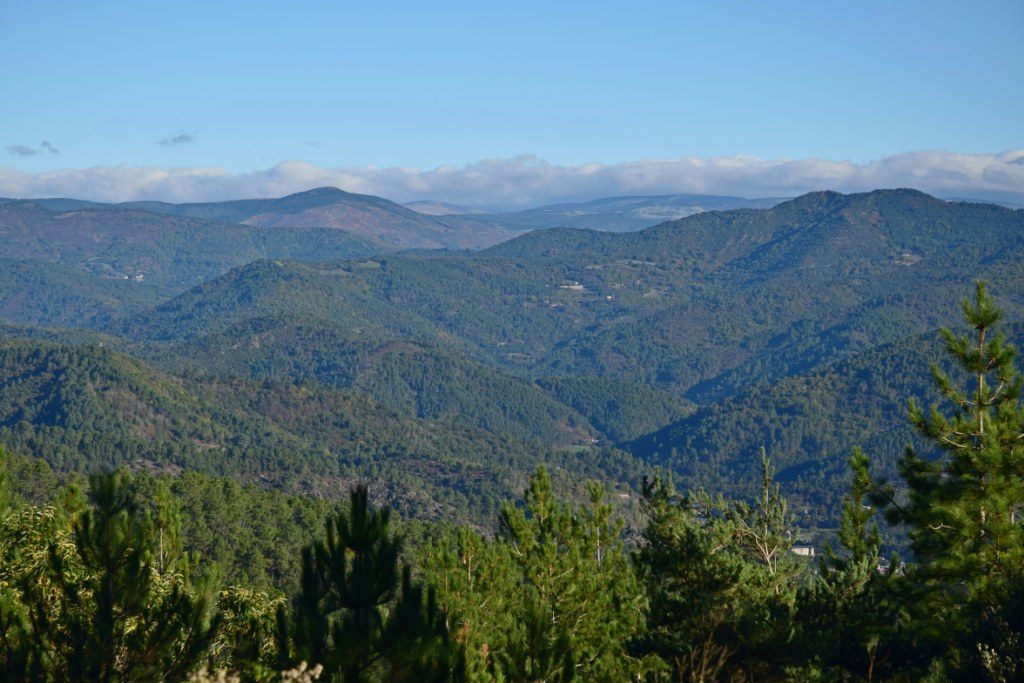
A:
138,316,599,446
0,201,389,299
0,258,163,327
1,189,1021,525
631,324,1024,522
0,283,1022,679
0,338,643,526
0,189,1022,678
106,191,1024,415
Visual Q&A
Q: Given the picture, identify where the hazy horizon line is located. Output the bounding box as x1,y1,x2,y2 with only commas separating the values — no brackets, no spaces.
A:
1,149,1022,211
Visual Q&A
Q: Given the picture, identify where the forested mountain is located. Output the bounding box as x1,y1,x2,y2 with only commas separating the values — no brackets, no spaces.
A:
469,193,784,232
534,375,693,442
487,190,1024,397
3,284,1022,680
629,323,1024,520
1,188,1021,532
0,258,162,327
124,186,517,249
114,190,1024,400
0,201,386,297
138,315,596,445
0,338,642,524
3,187,1024,678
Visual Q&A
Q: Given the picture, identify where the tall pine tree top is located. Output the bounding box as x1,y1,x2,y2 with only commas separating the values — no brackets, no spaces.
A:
899,282,1024,603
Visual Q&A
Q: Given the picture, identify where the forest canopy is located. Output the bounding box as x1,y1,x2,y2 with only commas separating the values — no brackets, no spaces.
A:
0,283,1021,680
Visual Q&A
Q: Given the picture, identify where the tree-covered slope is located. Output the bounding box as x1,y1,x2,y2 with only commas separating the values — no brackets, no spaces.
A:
110,258,458,343
514,190,1024,394
0,339,639,523
142,315,596,446
1,448,334,592
4,189,1022,542
125,186,518,250
113,190,1024,404
0,201,387,299
628,324,1024,524
534,375,693,442
0,258,162,327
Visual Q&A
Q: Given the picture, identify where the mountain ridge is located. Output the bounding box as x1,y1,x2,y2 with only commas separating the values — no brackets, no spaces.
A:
111,189,1024,407
469,192,787,232
2,187,1022,530
123,186,518,249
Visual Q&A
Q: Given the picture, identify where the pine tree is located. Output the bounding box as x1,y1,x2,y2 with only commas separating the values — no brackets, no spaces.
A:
278,484,461,681
632,474,742,681
5,470,222,681
0,448,9,512
633,454,798,680
0,447,38,680
897,282,1024,602
213,586,285,674
723,450,796,589
424,527,519,679
795,449,908,681
380,566,464,682
495,588,576,683
428,467,646,681
496,467,646,680
880,282,1024,679
869,282,1024,678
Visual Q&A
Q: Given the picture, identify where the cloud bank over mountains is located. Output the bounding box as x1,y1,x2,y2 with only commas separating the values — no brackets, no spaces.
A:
1,150,1021,209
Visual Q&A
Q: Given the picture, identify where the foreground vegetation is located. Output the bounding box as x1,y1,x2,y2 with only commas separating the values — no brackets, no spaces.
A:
0,284,1022,681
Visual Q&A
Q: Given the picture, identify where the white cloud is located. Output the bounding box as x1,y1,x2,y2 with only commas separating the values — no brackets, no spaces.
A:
0,150,1022,209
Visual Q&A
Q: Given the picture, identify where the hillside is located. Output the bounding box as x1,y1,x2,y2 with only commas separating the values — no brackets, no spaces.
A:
491,189,1024,394
141,315,597,446
628,324,1024,524
0,338,641,523
125,187,518,249
0,258,162,327
5,189,1023,532
0,201,386,299
534,375,693,442
113,190,1024,403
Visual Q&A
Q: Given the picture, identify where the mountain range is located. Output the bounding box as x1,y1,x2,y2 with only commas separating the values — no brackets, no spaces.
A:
111,189,1024,392
465,193,785,232
0,186,1021,528
122,187,517,249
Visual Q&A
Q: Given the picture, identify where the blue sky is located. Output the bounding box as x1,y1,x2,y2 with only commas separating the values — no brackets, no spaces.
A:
1,1,1022,205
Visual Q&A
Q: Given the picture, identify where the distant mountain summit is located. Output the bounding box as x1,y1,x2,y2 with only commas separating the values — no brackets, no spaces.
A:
125,187,515,250
0,200,383,297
